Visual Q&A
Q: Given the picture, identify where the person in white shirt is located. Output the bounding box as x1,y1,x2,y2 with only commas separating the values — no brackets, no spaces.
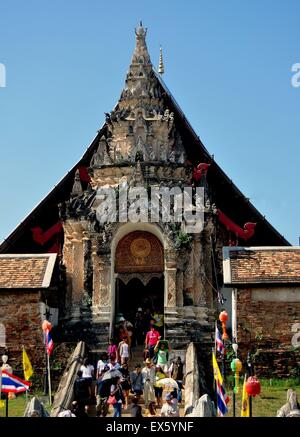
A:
160,393,179,417
118,337,130,365
96,353,109,379
141,358,156,408
80,358,94,387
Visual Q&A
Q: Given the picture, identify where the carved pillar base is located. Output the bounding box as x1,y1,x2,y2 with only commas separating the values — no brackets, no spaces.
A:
194,306,210,326
68,307,81,324
164,307,179,325
182,306,196,320
92,305,111,324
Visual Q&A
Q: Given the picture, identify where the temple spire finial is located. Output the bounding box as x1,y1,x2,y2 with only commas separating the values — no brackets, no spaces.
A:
158,46,165,75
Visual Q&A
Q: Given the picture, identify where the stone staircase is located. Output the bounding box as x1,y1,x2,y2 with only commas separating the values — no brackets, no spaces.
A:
106,345,185,417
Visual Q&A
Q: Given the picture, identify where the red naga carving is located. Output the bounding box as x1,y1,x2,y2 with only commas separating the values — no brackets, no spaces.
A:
31,222,63,253
78,166,91,183
217,209,256,241
193,163,211,182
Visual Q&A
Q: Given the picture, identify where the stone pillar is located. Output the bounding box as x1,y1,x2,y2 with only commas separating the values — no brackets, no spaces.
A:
98,254,111,322
70,230,84,322
176,270,184,307
183,247,196,319
164,257,178,324
92,251,111,324
91,239,100,312
193,234,206,306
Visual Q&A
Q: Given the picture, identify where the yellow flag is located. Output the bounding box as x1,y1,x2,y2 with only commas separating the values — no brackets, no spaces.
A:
241,375,250,417
22,347,33,381
212,351,223,384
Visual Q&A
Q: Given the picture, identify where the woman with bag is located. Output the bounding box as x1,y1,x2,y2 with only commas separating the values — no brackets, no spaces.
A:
109,376,125,417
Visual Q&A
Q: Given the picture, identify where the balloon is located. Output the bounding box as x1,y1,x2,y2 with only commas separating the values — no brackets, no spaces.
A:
42,320,52,332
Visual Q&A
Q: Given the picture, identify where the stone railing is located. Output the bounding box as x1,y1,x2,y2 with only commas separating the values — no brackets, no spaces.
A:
51,341,86,416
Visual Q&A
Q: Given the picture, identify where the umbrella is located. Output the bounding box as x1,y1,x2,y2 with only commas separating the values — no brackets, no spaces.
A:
155,378,178,389
101,369,122,381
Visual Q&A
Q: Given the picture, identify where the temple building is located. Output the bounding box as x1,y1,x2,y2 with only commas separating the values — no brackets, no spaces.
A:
1,24,298,375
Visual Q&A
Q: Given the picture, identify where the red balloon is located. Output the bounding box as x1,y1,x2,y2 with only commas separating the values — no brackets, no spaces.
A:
42,320,52,332
246,376,261,397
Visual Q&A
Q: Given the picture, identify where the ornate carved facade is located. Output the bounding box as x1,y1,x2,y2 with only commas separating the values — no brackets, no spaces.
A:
58,23,218,349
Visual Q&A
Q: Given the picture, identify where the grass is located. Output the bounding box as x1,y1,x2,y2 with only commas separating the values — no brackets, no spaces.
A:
1,379,299,417
0,392,51,417
226,379,300,417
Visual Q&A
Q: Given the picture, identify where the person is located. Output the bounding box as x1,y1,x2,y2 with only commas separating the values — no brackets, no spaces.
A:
107,339,118,361
143,308,154,333
73,370,91,414
120,362,131,409
168,357,184,403
170,389,179,411
118,337,130,365
70,400,88,417
154,365,166,408
152,309,164,336
118,317,134,346
130,364,144,402
110,376,125,417
147,401,157,417
117,317,129,342
95,366,111,417
154,341,170,374
142,358,156,409
134,309,144,346
96,353,109,379
108,355,121,370
130,396,143,417
58,408,76,417
160,393,179,417
80,357,94,387
145,324,160,359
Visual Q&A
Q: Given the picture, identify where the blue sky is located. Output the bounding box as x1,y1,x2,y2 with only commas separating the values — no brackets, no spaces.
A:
0,0,299,244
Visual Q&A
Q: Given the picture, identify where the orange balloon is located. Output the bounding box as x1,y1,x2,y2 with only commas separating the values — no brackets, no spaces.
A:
42,320,52,332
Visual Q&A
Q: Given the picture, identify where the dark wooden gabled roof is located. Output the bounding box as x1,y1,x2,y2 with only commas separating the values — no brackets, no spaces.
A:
0,66,289,254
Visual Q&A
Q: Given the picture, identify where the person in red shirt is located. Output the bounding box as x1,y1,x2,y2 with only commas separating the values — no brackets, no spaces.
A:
145,324,161,359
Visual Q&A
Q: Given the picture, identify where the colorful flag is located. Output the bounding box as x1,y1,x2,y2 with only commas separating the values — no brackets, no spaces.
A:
241,375,250,417
212,352,230,416
45,329,54,356
22,347,33,381
1,370,31,393
212,351,223,384
215,325,225,354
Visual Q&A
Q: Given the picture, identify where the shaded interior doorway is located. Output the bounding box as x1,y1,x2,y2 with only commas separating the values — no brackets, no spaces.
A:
115,275,164,343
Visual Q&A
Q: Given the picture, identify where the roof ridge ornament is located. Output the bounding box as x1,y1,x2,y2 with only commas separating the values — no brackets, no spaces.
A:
158,46,165,75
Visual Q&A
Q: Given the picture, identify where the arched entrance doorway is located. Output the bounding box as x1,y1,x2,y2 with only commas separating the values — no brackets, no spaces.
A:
114,230,164,342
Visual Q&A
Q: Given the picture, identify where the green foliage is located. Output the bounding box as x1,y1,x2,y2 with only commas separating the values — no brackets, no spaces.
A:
174,231,192,251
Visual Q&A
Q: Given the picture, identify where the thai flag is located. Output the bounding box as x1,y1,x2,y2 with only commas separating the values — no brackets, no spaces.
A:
216,379,230,417
215,325,225,354
1,370,31,393
45,329,54,356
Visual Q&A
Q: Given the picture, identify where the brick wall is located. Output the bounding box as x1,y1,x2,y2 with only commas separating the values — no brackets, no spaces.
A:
236,288,300,377
0,290,45,378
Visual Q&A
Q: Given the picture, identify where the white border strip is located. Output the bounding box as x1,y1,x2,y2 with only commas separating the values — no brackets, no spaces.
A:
42,254,57,288
0,253,56,258
222,247,232,284
227,246,300,252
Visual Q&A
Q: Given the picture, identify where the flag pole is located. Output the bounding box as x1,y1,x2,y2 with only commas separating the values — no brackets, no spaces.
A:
47,352,52,406
22,346,28,404
213,325,217,411
5,392,8,418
